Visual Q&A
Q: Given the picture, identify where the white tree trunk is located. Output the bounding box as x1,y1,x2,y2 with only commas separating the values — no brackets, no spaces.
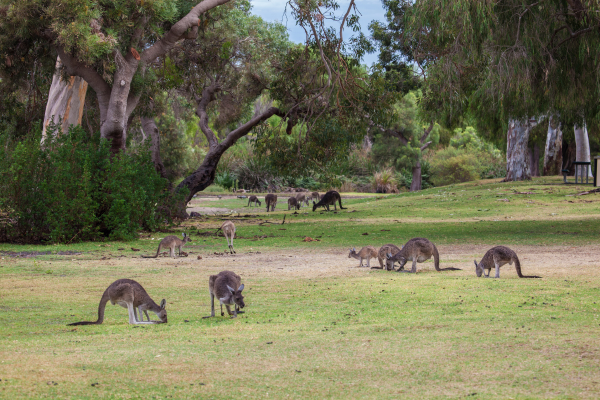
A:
543,116,562,175
505,118,536,181
42,56,88,141
574,123,593,177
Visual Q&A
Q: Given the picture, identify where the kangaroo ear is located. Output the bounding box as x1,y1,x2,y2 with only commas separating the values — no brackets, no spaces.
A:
160,299,166,309
386,253,392,259
226,285,235,294
474,260,478,268
353,247,356,252
182,232,186,238
238,284,244,292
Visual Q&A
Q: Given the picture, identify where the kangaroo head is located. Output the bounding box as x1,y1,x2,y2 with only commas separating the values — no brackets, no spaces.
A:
226,284,245,308
156,299,167,323
257,200,262,206
348,248,356,258
182,233,191,243
386,252,403,269
312,201,317,212
474,260,483,277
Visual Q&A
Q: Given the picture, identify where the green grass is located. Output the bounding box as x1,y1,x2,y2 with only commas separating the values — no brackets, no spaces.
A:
1,176,600,398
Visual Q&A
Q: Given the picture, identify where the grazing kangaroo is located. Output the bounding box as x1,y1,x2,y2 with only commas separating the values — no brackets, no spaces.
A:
295,193,309,207
142,233,191,258
265,194,277,212
475,246,541,278
204,271,245,318
221,220,236,254
348,246,378,268
372,243,402,270
312,190,346,212
68,279,167,325
386,238,462,273
288,196,300,210
310,192,320,201
247,195,261,207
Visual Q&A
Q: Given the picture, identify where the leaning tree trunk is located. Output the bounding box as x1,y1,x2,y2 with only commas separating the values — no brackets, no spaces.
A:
574,123,593,177
504,118,536,181
528,143,541,177
543,116,562,175
41,56,88,141
410,160,422,191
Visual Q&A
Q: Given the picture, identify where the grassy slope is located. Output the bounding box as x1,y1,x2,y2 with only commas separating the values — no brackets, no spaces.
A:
1,177,600,398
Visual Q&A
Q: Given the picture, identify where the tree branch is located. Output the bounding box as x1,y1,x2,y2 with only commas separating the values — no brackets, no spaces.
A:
219,107,285,150
420,141,432,151
420,121,434,144
195,83,221,149
141,0,232,64
387,129,409,145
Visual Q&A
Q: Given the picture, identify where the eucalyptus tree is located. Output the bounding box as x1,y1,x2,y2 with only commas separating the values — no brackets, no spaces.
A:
386,0,600,180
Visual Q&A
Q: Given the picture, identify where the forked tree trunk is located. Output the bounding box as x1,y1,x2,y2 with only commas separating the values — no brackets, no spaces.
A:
574,123,593,177
504,118,536,181
528,143,541,177
543,116,562,175
42,56,88,140
410,160,422,191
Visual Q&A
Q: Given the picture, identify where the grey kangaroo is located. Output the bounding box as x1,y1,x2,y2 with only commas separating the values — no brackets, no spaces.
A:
312,190,346,212
68,279,167,325
296,193,309,207
474,246,541,278
265,194,277,212
142,233,191,258
386,238,462,273
288,196,300,210
372,243,402,270
247,195,261,207
348,246,378,268
204,271,245,318
310,192,320,201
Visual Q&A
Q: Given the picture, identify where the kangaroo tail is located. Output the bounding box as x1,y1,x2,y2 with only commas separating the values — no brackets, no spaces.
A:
432,244,461,271
68,288,110,326
141,243,161,258
338,197,346,210
514,255,541,278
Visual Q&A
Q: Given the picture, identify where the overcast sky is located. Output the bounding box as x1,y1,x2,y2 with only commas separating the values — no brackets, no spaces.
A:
250,0,386,67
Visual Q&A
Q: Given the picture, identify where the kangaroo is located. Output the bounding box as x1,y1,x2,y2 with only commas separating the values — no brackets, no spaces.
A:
221,220,236,254
295,193,309,207
142,233,191,258
348,246,378,268
247,195,261,207
310,192,320,201
386,238,462,273
68,279,167,325
372,243,402,270
312,190,346,212
265,194,277,212
474,246,541,278
288,196,300,210
204,271,245,318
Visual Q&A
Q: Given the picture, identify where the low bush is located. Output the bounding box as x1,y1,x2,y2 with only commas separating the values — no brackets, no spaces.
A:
0,125,171,243
429,147,482,186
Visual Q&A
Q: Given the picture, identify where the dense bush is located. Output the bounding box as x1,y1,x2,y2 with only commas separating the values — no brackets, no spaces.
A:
429,147,482,186
0,125,171,243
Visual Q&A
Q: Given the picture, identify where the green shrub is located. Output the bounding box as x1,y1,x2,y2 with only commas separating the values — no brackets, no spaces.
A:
429,147,482,186
0,125,170,243
215,171,237,190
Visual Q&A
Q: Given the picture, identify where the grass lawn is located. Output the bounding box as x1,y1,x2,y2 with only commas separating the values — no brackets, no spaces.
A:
1,177,600,399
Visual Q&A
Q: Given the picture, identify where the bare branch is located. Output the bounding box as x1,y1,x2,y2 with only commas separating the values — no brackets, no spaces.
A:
420,121,434,144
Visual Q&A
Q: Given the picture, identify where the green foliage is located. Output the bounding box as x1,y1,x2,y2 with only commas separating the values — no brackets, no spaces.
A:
214,171,236,191
429,147,482,187
397,160,433,190
0,125,170,243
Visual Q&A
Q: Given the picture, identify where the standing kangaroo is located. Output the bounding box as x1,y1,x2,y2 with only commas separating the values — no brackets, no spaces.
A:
265,194,277,212
386,238,462,273
310,192,320,201
68,279,167,325
312,190,346,212
221,220,236,254
475,246,541,278
288,196,300,210
372,243,402,270
348,246,378,268
296,193,309,207
247,195,261,207
142,233,191,258
204,271,245,318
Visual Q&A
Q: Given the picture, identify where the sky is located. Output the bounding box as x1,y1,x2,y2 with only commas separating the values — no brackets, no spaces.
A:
250,0,387,67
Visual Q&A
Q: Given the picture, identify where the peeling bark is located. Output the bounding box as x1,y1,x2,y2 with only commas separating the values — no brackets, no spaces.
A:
528,143,541,177
410,160,422,191
504,118,536,181
574,123,593,177
543,116,562,175
42,56,88,140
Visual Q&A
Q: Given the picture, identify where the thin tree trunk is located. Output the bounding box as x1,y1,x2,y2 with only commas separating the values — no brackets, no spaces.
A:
574,123,593,177
529,143,541,177
42,56,88,140
543,116,562,175
504,118,535,181
562,140,576,175
141,116,168,180
410,160,422,191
